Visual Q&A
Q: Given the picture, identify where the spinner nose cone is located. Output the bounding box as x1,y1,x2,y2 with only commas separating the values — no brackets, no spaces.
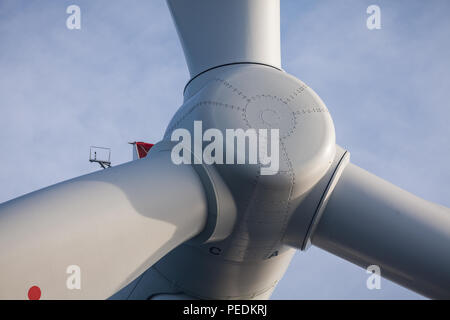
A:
166,64,336,199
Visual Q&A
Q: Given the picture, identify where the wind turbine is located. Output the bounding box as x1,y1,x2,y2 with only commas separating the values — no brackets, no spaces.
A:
0,0,449,300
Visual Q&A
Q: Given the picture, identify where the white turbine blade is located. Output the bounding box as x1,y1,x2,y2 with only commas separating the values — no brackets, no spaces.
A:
312,162,450,299
0,147,207,299
167,0,281,78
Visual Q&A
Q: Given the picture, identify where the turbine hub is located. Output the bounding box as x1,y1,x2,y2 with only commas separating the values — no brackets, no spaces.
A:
155,64,337,299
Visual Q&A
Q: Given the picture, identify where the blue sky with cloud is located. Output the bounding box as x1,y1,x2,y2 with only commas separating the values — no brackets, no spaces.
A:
0,0,449,299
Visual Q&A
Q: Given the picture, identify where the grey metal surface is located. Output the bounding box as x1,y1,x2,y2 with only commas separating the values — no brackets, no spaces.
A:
167,0,281,78
154,63,337,299
312,162,450,299
0,147,208,299
282,145,349,250
109,265,185,300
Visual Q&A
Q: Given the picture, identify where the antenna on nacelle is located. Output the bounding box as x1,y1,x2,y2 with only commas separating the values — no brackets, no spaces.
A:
89,146,111,169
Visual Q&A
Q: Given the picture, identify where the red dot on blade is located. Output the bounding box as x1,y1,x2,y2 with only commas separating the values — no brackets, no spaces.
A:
28,286,41,300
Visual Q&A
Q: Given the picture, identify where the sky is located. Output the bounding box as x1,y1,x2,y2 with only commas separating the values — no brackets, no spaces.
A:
0,0,449,299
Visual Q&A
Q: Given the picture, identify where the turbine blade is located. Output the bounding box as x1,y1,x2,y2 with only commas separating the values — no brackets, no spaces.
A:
0,146,207,299
311,162,450,299
167,0,281,78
